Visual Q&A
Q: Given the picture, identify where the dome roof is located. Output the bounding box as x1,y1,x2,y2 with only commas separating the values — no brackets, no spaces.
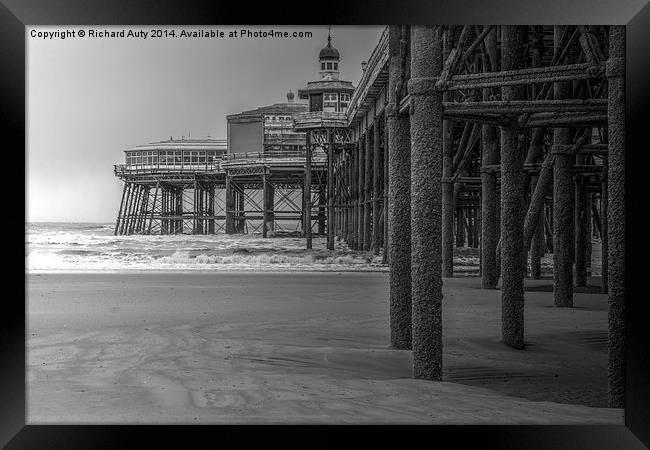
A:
319,36,340,60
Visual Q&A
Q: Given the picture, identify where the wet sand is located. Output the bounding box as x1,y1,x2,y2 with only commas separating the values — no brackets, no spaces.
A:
26,272,621,424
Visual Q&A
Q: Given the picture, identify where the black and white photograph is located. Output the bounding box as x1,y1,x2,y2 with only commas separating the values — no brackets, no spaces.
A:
3,2,648,445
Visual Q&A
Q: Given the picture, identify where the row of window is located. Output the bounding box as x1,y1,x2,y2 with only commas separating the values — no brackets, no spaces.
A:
321,61,339,71
323,92,350,112
323,93,351,102
264,115,292,122
125,150,222,166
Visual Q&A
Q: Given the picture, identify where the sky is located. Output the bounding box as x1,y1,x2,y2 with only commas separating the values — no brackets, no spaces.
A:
27,25,385,223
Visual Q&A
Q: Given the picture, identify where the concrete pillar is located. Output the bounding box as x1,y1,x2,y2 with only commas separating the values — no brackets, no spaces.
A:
528,33,545,279
606,25,625,409
409,25,444,380
387,25,412,350
373,122,382,255
480,28,500,287
500,26,527,350
553,25,575,307
441,30,455,278
383,115,389,264
364,128,373,250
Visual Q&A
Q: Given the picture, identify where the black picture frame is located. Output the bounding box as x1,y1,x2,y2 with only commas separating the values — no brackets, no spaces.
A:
4,0,649,447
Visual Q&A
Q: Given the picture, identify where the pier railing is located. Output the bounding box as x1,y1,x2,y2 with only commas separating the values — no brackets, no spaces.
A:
115,149,328,175
114,163,223,175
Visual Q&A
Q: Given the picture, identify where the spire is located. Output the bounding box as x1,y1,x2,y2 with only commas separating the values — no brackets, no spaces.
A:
319,26,340,61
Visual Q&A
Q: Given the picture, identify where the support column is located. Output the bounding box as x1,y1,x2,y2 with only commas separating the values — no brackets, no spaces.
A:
344,153,350,244
267,180,275,236
601,161,608,293
225,175,235,234
575,168,589,287
208,186,215,234
176,188,184,234
606,25,625,409
350,144,357,249
441,28,455,278
500,25,527,349
262,173,269,238
528,30,545,280
120,183,132,235
129,185,142,235
387,25,412,350
456,208,465,247
193,180,198,234
409,25,443,380
373,121,382,255
114,182,127,236
553,25,575,307
305,132,313,248
147,182,159,235
364,127,372,251
358,135,365,250
237,186,245,233
383,114,389,264
327,132,334,249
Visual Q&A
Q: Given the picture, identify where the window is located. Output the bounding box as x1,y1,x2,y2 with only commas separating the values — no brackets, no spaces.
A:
333,62,338,70
175,151,182,164
324,92,338,111
321,62,325,70
198,151,206,164
340,93,350,111
326,62,332,70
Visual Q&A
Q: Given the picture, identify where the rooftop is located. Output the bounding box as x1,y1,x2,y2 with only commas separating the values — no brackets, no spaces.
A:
126,138,227,152
228,101,308,119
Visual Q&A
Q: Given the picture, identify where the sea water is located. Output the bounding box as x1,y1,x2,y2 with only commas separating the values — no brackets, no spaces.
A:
26,222,388,272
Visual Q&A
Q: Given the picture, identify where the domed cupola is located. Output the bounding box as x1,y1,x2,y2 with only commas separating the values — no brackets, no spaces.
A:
319,34,340,60
319,27,341,81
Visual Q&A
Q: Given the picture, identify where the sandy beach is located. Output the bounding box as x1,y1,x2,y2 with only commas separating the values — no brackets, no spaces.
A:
26,272,622,424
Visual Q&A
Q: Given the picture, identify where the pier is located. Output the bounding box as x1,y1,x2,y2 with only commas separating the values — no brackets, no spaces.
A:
113,25,624,408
